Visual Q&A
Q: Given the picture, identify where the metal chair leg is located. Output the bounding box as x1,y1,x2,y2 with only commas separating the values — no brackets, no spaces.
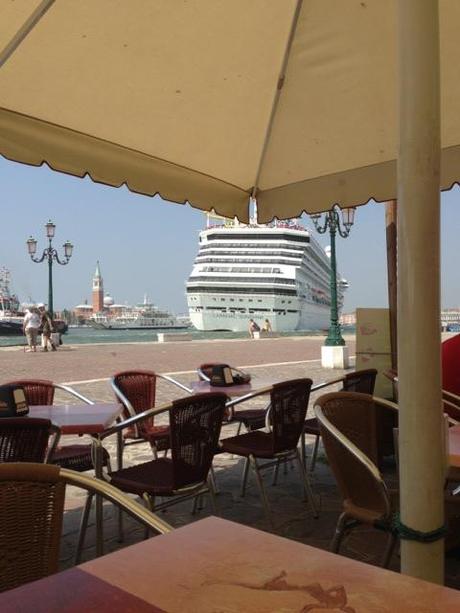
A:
331,512,349,553
75,492,93,565
310,435,320,472
381,532,397,568
249,454,274,530
236,422,243,436
208,477,220,516
300,431,307,469
209,464,220,494
272,459,281,486
143,493,155,538
295,449,318,518
240,457,250,497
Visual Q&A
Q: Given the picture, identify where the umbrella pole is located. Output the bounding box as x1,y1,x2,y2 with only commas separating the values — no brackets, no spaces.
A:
398,0,444,583
385,200,397,371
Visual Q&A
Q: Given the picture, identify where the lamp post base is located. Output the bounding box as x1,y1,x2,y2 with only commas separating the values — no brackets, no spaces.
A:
321,345,349,369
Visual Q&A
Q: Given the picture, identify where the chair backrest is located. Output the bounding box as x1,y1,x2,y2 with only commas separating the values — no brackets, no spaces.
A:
0,462,173,594
270,378,312,454
314,392,379,463
6,379,55,406
342,369,377,394
315,396,391,521
197,363,218,382
0,463,65,592
169,392,227,489
112,370,157,424
0,418,55,463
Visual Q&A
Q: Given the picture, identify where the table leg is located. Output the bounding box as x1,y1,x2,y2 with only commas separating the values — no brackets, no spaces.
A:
94,437,104,557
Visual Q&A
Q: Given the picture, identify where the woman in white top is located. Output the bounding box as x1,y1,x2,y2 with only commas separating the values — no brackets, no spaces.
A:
23,307,41,352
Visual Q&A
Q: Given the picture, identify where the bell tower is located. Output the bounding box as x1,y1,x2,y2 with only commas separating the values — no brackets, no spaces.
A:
92,261,104,313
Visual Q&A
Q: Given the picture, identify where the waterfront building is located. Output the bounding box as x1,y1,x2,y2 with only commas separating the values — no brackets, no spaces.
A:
92,261,104,313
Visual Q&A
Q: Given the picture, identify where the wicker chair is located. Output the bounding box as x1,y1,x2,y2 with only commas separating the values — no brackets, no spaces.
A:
78,392,228,552
314,392,398,567
111,370,193,467
302,368,378,472
384,368,460,424
6,379,110,472
220,379,317,529
0,462,172,593
0,417,60,463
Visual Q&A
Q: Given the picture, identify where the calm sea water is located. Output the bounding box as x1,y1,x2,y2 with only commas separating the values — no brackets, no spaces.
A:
0,326,353,347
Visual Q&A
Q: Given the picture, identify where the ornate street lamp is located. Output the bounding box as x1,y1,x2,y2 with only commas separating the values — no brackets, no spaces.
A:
26,220,74,316
310,205,356,347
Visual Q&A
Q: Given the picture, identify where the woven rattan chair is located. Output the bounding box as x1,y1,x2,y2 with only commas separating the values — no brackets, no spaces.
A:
302,368,378,472
220,378,317,529
78,392,228,552
111,370,193,467
0,462,172,593
6,379,110,472
0,417,60,463
314,392,398,567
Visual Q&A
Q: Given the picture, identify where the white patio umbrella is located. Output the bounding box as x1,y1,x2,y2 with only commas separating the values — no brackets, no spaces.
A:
0,0,454,583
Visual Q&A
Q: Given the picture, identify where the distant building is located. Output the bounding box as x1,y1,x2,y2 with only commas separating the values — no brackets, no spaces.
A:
340,311,356,326
92,261,104,313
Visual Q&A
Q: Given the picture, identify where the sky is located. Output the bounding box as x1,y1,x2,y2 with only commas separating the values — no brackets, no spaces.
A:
1,156,460,314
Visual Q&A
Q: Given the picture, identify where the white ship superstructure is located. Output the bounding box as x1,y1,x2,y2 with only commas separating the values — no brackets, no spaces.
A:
187,218,347,332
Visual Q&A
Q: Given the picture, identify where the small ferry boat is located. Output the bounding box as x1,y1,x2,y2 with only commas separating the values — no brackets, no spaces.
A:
0,268,23,335
0,268,68,336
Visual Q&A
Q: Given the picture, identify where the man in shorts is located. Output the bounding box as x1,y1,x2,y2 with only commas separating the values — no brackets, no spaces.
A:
23,307,40,352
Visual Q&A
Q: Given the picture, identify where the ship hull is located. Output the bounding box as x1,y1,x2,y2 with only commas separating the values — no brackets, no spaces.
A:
189,300,329,332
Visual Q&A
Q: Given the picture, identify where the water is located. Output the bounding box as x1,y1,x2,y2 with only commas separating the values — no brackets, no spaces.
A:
0,326,348,347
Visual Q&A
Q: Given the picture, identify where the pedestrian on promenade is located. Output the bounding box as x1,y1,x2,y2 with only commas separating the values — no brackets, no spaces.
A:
262,318,272,333
23,307,40,352
248,318,260,339
38,303,57,352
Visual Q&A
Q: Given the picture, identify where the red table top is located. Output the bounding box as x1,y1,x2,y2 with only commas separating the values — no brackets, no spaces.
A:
1,517,459,612
449,424,460,468
28,403,122,435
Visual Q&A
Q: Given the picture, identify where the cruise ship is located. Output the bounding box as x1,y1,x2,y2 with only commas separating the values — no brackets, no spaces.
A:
186,216,348,332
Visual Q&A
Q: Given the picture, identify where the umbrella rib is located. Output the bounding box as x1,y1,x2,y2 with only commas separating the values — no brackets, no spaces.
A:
251,0,303,201
0,0,55,69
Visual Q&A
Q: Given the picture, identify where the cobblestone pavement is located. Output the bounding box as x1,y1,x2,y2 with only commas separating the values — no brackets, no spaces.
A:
2,336,460,588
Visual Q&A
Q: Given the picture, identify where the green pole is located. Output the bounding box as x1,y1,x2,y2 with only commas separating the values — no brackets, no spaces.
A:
325,216,345,346
48,245,53,317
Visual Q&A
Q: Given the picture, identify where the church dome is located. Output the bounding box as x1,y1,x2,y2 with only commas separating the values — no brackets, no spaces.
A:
103,294,114,307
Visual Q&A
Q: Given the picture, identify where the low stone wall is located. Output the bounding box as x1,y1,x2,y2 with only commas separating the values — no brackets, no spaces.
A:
157,332,193,343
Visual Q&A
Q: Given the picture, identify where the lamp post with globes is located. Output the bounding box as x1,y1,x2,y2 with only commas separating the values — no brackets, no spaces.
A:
26,221,73,317
310,205,355,350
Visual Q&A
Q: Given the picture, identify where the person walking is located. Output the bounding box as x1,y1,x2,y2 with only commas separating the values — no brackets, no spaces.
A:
22,307,40,352
38,303,57,351
262,318,272,333
248,318,260,339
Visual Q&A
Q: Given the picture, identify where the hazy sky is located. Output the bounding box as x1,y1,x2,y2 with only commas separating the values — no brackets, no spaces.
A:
1,156,459,314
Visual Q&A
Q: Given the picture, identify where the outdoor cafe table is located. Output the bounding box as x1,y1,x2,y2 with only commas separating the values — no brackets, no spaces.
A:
0,516,459,612
29,402,123,556
190,379,254,397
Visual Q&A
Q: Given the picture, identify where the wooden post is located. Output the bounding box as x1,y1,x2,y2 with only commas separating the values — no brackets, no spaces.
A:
385,201,398,370
398,0,444,583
